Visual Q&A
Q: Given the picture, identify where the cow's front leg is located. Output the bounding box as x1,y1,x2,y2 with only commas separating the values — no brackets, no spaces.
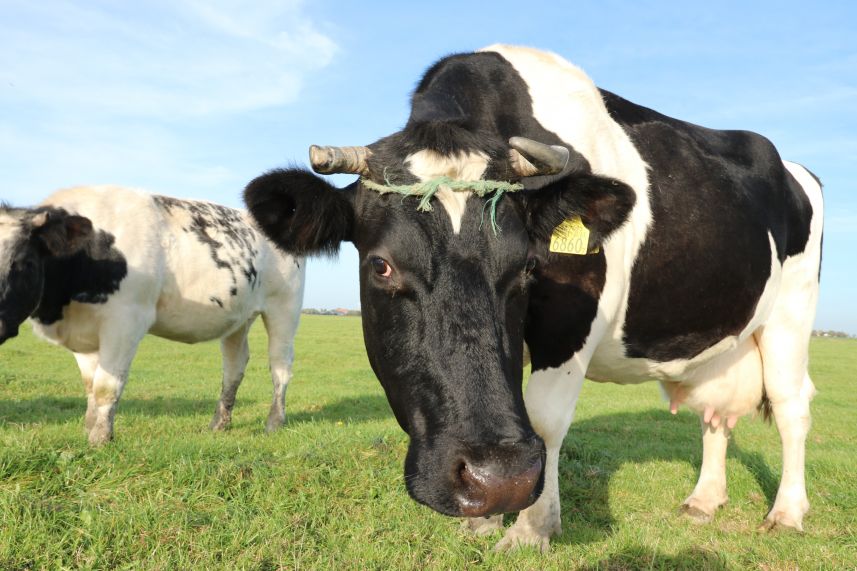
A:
73,352,100,434
681,418,730,523
89,317,148,445
494,368,585,553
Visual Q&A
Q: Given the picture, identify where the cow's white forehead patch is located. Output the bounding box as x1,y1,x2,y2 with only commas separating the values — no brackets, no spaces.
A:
0,211,25,271
404,149,489,234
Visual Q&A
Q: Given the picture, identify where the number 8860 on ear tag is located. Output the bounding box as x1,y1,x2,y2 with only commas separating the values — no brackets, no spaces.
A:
549,216,594,255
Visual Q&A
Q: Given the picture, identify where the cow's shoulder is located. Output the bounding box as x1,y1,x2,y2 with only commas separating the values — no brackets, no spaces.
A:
33,188,131,325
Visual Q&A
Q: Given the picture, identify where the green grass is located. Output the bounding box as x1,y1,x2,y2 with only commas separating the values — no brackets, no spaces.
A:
1,316,855,570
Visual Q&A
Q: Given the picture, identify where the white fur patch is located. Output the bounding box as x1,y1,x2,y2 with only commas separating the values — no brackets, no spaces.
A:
404,149,489,234
0,211,23,273
482,44,653,374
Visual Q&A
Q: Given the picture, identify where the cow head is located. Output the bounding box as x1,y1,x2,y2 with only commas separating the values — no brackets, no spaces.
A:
0,206,93,344
245,51,635,517
246,145,633,517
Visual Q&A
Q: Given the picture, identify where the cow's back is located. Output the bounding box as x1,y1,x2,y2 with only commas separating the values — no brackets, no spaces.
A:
35,186,296,346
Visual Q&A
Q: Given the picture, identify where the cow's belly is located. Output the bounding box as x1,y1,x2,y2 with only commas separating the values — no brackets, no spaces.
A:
587,332,764,419
150,281,263,344
149,222,266,343
586,330,742,383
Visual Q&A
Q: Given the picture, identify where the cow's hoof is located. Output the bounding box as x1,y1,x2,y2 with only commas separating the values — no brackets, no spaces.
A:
493,526,551,553
87,428,113,446
758,510,805,533
460,515,504,536
265,413,285,433
680,503,714,524
209,415,231,431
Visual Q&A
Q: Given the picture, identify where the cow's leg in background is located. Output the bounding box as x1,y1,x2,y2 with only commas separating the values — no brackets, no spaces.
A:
73,352,99,434
461,514,504,536
89,311,152,445
675,335,765,521
493,364,588,552
261,300,302,433
210,320,254,431
682,421,730,522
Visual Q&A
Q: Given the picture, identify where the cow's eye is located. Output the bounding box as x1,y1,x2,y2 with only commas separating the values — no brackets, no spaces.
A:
371,256,393,278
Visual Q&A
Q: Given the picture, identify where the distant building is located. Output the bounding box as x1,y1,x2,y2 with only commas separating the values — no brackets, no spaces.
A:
301,308,361,316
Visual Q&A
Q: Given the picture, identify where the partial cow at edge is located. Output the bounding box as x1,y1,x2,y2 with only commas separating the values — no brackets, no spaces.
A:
245,44,823,551
0,185,305,445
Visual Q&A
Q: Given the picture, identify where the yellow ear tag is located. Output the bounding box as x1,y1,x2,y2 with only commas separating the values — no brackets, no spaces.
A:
549,216,598,255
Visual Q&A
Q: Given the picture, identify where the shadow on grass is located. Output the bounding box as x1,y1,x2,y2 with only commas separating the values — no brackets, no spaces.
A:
0,394,393,427
287,394,392,425
579,545,730,570
553,409,779,546
0,396,220,426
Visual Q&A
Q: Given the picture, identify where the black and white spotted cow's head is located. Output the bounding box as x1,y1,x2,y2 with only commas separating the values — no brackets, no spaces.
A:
0,206,93,344
245,52,635,518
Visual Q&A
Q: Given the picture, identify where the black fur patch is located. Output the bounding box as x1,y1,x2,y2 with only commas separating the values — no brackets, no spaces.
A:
366,52,588,189
33,227,127,325
599,90,815,361
154,195,260,295
0,220,45,339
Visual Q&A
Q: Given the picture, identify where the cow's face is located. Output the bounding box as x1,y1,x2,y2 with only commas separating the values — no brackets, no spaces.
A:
246,151,634,517
0,207,93,344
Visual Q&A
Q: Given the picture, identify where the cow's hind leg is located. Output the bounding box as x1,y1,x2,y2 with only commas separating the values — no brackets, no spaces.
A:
755,272,819,530
261,304,301,433
757,326,815,531
494,367,586,553
210,320,253,431
73,352,99,434
756,159,824,532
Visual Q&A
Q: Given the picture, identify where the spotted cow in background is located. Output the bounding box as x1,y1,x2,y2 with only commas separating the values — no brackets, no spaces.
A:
244,45,823,551
0,185,305,445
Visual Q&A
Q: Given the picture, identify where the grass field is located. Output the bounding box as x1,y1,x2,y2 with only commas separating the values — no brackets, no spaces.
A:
1,315,855,570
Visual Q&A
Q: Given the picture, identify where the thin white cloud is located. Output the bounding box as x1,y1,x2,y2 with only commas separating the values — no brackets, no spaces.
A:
0,0,338,205
0,0,338,118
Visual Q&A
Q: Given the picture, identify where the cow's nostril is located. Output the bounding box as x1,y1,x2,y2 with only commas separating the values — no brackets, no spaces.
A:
456,456,543,517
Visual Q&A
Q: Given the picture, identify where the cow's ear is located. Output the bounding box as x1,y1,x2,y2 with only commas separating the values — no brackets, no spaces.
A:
244,168,354,256
523,173,636,246
31,209,94,257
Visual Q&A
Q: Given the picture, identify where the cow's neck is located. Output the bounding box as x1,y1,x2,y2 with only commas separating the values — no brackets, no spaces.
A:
33,230,128,325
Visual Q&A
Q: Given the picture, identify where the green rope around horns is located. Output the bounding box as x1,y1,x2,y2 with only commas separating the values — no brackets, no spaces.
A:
360,175,524,235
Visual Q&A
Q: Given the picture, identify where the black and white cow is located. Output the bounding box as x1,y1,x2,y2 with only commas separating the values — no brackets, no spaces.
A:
244,45,823,550
0,185,305,445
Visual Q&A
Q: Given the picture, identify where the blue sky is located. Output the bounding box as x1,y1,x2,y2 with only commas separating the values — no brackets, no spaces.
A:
2,1,855,332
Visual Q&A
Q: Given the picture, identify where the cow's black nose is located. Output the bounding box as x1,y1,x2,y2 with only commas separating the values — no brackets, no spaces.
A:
455,454,543,517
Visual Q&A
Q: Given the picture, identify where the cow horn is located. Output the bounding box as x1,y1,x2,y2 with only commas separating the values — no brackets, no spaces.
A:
508,136,570,177
309,145,372,176
31,211,50,228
